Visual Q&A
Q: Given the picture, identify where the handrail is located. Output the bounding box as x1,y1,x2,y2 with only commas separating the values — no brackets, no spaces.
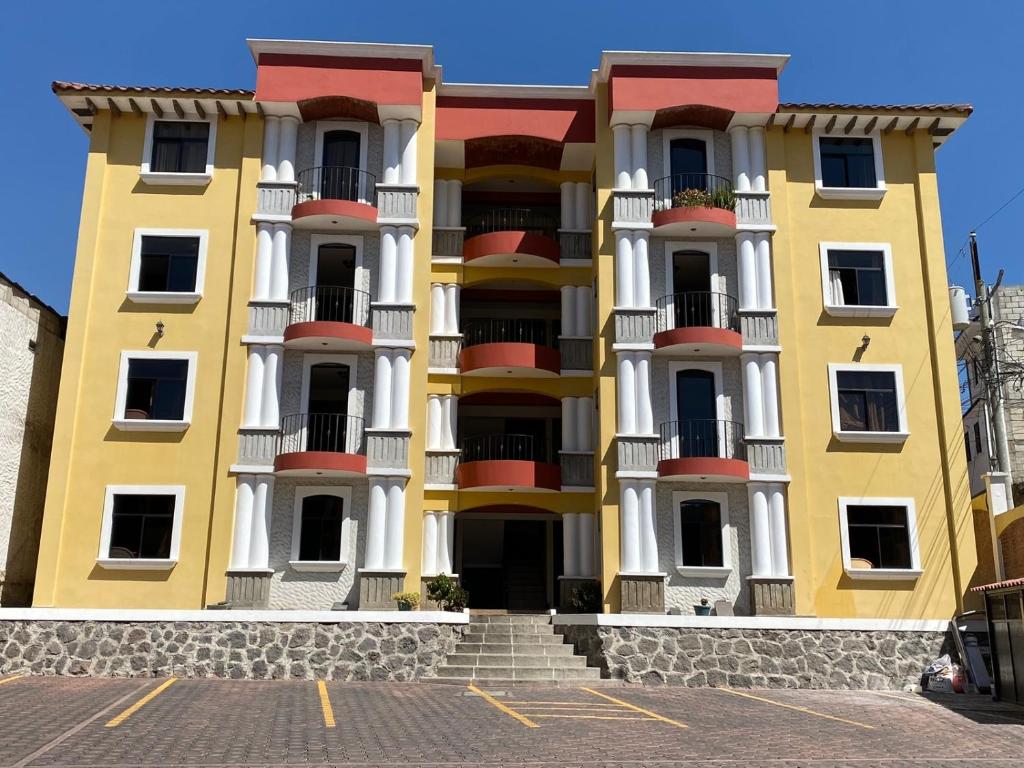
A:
465,207,558,237
462,318,559,349
653,173,735,212
460,433,553,464
655,291,740,333
658,419,746,461
289,285,372,327
278,413,366,456
296,166,376,206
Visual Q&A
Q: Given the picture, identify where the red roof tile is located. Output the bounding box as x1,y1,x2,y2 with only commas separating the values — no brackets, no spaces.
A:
778,102,972,115
52,81,254,97
970,576,1024,592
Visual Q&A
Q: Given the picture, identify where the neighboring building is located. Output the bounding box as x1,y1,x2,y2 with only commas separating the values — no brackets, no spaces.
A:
0,273,65,605
35,40,977,619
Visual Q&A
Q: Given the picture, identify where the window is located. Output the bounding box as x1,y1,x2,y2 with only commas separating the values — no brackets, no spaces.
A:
98,485,184,569
313,121,369,202
828,364,908,443
289,487,351,571
812,131,885,200
819,243,896,316
672,491,731,577
140,116,217,185
974,422,983,454
661,129,715,207
113,351,198,431
965,430,972,462
128,229,207,303
838,497,921,579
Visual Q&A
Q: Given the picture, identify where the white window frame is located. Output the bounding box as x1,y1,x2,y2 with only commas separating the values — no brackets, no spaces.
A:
812,128,886,200
664,240,722,329
660,128,716,210
838,496,922,580
140,114,217,186
113,350,199,432
314,120,370,204
97,484,185,570
827,363,909,444
672,490,732,578
289,485,352,572
667,360,728,458
309,233,366,293
818,241,897,318
299,353,360,453
127,228,208,304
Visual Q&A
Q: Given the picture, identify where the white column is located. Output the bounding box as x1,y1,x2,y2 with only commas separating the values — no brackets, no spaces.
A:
242,346,265,428
382,120,401,185
390,349,411,429
748,485,772,577
438,512,454,574
270,225,290,302
395,227,414,304
422,512,438,575
433,181,449,227
261,345,282,428
748,127,767,192
575,181,591,229
729,126,751,192
443,284,459,334
638,481,658,573
576,396,592,452
560,286,576,337
441,395,456,449
429,284,445,335
736,233,758,311
365,478,388,569
561,398,578,452
378,227,398,303
248,475,273,570
560,182,576,231
617,353,637,435
427,396,443,450
229,475,255,570
578,513,595,577
253,223,273,301
742,354,765,438
260,116,280,182
575,285,590,337
446,180,462,228
635,352,654,435
399,120,418,186
620,482,641,572
630,125,649,190
372,350,393,429
760,355,781,438
615,231,634,308
384,479,406,570
632,231,650,309
563,513,580,577
277,117,299,183
613,124,633,189
754,233,773,310
768,487,790,577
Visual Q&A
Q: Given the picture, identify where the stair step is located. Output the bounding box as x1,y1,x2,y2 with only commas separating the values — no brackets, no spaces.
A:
461,632,565,645
453,643,575,656
466,623,554,635
468,614,551,625
436,665,602,681
446,653,588,668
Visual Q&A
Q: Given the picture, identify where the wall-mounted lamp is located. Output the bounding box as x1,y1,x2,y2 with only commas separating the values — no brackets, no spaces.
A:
860,334,871,350
156,320,165,338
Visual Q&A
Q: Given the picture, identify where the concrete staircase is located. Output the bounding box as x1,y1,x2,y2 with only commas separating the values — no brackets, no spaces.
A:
434,614,601,683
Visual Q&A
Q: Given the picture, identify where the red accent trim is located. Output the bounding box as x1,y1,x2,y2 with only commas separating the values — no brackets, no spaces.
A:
255,55,423,107
657,457,749,481
460,343,561,375
456,460,561,491
274,451,368,475
463,231,560,265
653,326,742,351
459,392,561,407
608,65,779,116
284,321,373,347
292,199,378,224
436,97,595,143
651,206,737,231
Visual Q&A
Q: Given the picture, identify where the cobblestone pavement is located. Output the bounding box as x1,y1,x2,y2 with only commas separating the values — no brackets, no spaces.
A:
0,674,1022,767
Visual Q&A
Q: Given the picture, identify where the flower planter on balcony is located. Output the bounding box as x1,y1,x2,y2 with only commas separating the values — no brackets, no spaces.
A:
652,173,737,236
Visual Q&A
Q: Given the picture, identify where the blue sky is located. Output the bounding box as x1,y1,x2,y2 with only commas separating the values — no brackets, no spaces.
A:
3,1,1021,312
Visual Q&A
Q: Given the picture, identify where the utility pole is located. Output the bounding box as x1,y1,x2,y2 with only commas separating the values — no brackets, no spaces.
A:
970,231,1014,501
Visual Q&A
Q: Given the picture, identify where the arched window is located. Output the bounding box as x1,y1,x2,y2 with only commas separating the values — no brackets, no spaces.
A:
677,498,724,568
305,362,352,453
313,243,358,323
291,488,352,568
320,129,361,200
675,369,718,457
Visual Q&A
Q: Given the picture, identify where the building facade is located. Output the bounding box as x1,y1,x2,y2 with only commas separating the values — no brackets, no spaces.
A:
35,41,977,619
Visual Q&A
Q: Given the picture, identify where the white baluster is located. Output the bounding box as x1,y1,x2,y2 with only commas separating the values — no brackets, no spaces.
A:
382,120,401,185
260,117,280,182
635,353,654,435
620,482,641,573
395,227,414,304
399,120,418,186
277,117,298,183
615,231,634,308
768,486,790,577
755,233,773,310
429,284,445,335
270,225,290,302
372,351,393,429
443,284,459,334
613,124,633,189
729,126,751,193
229,475,255,570
761,354,781,438
378,227,398,303
748,127,767,193
748,485,772,577
384,479,406,570
253,223,273,301
617,353,637,435
365,478,388,569
630,125,648,190
736,233,758,311
426,395,443,450
633,231,650,309
260,345,282,428
248,476,273,569
242,346,265,428
422,512,438,575
390,349,411,430
742,354,765,438
638,481,659,573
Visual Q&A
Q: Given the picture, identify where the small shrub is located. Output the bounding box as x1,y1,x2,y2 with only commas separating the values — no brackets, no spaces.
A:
426,575,469,612
392,591,421,609
672,187,713,209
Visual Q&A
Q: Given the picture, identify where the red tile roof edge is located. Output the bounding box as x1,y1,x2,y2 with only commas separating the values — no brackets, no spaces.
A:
970,576,1024,592
778,102,972,115
52,81,254,98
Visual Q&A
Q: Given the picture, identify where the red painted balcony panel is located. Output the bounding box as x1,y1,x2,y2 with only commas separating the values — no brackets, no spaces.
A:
456,460,561,492
460,343,560,377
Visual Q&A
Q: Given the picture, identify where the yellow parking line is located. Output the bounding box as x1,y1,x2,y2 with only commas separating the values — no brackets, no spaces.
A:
580,687,689,729
0,672,27,687
716,688,875,730
467,684,539,728
505,700,623,707
528,714,656,720
869,690,927,704
317,680,336,728
105,678,177,728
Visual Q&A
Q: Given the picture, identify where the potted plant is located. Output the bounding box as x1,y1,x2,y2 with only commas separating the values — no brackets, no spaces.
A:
426,574,470,612
392,591,420,611
694,597,712,616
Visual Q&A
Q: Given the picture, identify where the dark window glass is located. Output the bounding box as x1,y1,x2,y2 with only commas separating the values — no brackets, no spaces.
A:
836,370,900,432
679,499,723,567
846,504,912,569
320,130,362,200
109,494,175,559
974,422,983,453
965,431,972,462
827,250,887,306
819,137,877,188
151,121,210,174
675,369,719,457
138,236,200,293
298,495,344,561
124,359,189,421
669,138,708,194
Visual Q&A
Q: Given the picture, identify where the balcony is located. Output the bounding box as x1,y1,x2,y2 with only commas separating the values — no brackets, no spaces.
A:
459,318,560,378
654,291,742,355
274,413,367,477
657,419,748,482
284,286,373,351
463,208,560,267
652,174,737,236
292,167,378,230
456,434,561,492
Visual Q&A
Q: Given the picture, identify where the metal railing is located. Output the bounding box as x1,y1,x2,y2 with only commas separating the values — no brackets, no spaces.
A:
465,208,558,238
653,173,735,212
296,166,376,206
278,413,365,456
289,286,371,327
460,433,553,464
655,291,740,333
462,318,558,349
658,419,746,462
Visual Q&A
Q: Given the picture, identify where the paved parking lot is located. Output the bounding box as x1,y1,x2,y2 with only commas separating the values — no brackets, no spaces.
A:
0,673,1022,767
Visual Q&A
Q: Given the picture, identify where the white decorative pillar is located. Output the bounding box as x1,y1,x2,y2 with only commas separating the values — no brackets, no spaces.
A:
270,225,290,302
384,479,406,570
638,481,659,573
768,486,790,577
229,475,255,569
736,233,758,310
242,346,265,428
433,180,449,227
617,353,637,435
561,398,578,452
399,120,418,186
441,395,456,449
742,354,765,438
253,223,273,301
576,397,593,451
632,231,650,308
277,117,299,183
630,125,649,189
748,485,772,577
748,127,767,192
260,116,280,182
365,478,388,569
560,182,576,231
261,345,282,428
729,126,751,192
390,349,411,429
429,284,445,335
446,180,462,227
760,355,781,438
382,120,401,185
560,286,576,337
620,482,641,573
378,227,398,303
443,284,459,334
372,350,393,429
422,512,438,576
248,475,273,570
613,124,633,189
426,395,443,450
575,286,590,337
635,353,654,435
395,227,414,304
754,233,773,309
615,231,634,308
578,513,595,577
438,512,454,574
563,513,580,577
575,181,591,229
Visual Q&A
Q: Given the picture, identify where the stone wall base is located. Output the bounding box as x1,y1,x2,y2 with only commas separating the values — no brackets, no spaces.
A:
620,574,665,613
749,578,795,616
224,572,271,609
358,571,406,610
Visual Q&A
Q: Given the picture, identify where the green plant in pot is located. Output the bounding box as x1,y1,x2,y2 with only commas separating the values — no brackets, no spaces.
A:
694,597,712,616
392,591,421,611
425,574,470,612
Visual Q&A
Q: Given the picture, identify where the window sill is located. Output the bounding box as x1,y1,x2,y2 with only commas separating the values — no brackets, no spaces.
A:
832,430,909,444
675,566,732,578
288,560,347,573
140,171,212,187
126,291,201,305
815,185,886,201
112,419,190,433
844,567,922,581
97,558,177,571
824,304,898,318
